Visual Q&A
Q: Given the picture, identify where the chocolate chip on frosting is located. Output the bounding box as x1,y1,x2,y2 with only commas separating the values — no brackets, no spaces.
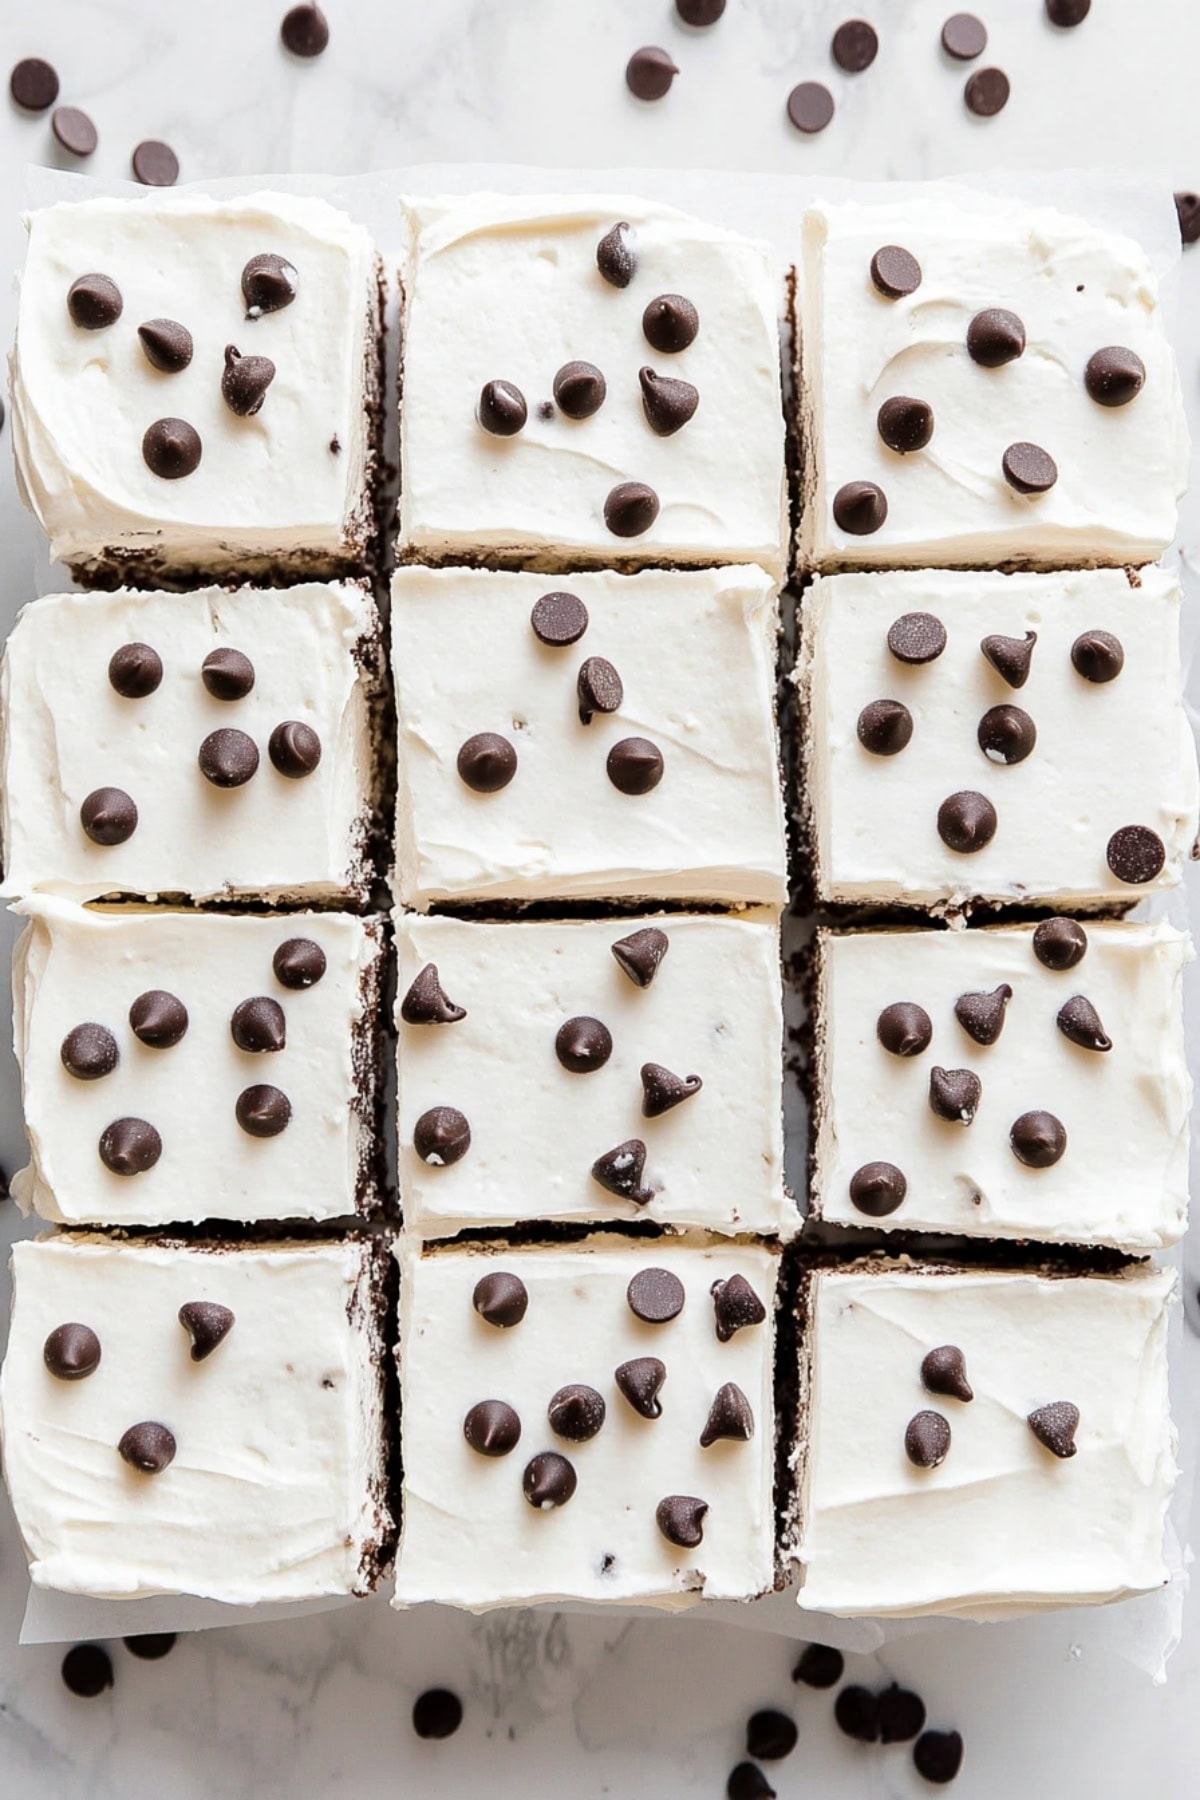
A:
199,727,259,788
137,318,193,373
531,591,589,645
129,990,189,1048
1028,1399,1080,1457
1106,824,1166,885
143,417,202,479
1046,0,1090,23
700,1381,754,1447
877,1000,932,1056
626,46,678,101
81,786,138,846
281,3,330,56
835,1687,881,1743
607,736,664,794
242,252,298,318
913,1729,965,1785
1010,1109,1067,1168
628,1266,685,1323
412,1688,463,1740
99,1117,162,1175
473,1271,528,1328
577,656,624,723
604,481,660,537
966,307,1025,366
457,732,517,793
870,245,922,298
401,963,467,1025
786,81,835,134
977,703,1037,765
10,56,59,111
879,1685,927,1746
656,1493,707,1547
202,647,256,700
273,937,326,988
596,221,636,288
937,790,997,853
44,1322,102,1381
1002,441,1057,494
231,996,287,1053
905,1409,952,1468
832,18,878,71
1084,346,1146,408
793,1643,844,1689
953,984,1011,1045
888,611,946,664
745,1712,797,1766
833,480,888,535
981,630,1036,688
548,1384,607,1442
711,1273,766,1342
269,720,322,778
929,1066,982,1125
61,1022,119,1080
921,1344,974,1402
612,926,669,987
1176,192,1200,248
1033,916,1088,970
615,1356,667,1418
1070,629,1124,683
109,642,163,698
413,1105,471,1166
124,1634,176,1661
132,140,179,187
848,1160,906,1216
67,273,123,330
726,1765,775,1800
118,1421,176,1474
463,1399,522,1457
556,1016,614,1073
857,698,913,756
964,65,1010,115
639,366,699,436
523,1451,577,1508
592,1139,655,1205
478,379,527,436
942,12,988,58
677,0,725,21
641,1062,703,1116
877,396,934,454
178,1301,235,1361
643,293,699,353
222,345,277,417
553,361,607,419
235,1084,293,1138
1056,994,1112,1052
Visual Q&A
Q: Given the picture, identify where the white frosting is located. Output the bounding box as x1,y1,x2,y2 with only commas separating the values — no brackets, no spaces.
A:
814,921,1191,1252
797,196,1189,569
799,565,1198,909
398,194,787,572
11,194,377,579
0,584,379,904
796,1264,1176,1618
11,899,381,1228
392,565,786,908
396,911,790,1238
0,1235,390,1603
393,1236,778,1609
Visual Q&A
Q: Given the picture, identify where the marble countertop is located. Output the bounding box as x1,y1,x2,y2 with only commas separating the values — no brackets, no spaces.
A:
1,0,1200,1793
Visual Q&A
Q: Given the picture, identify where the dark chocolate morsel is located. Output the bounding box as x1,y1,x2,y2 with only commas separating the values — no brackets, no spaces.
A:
230,996,287,1053
109,642,163,698
604,481,660,538
879,1685,927,1745
928,1066,982,1125
833,479,888,535
235,1084,292,1138
888,611,946,664
921,1344,974,1402
142,417,202,479
870,245,922,298
792,1642,844,1688
877,395,934,454
786,80,835,134
178,1301,235,1361
281,4,330,56
81,787,138,845
99,1117,162,1175
553,360,606,419
642,293,699,353
639,366,699,436
913,1729,965,1785
413,1105,470,1166
628,1266,685,1323
412,1689,463,1741
478,378,527,437
905,1409,952,1468
1056,994,1112,1052
131,140,179,187
1176,192,1200,248
977,703,1037,765
129,990,189,1048
268,720,322,778
612,926,669,987
457,732,517,793
531,591,588,645
857,698,913,755
201,647,255,699
401,963,467,1025
118,1421,176,1474
607,736,664,794
965,65,1010,115
677,0,726,21
937,790,997,853
615,1356,667,1418
555,1015,614,1073
1010,1109,1067,1168
593,1139,655,1205
44,1322,102,1381
966,307,1025,366
473,1272,529,1328
726,1764,776,1800
463,1399,522,1457
522,1451,577,1508
1033,917,1087,970
700,1380,754,1447
981,630,1036,688
198,727,259,788
656,1493,707,1547
548,1383,607,1442
61,1644,114,1698
10,57,59,112
953,984,1011,1046
711,1273,767,1342
876,1000,932,1056
831,18,878,71
942,12,987,58
835,1686,881,1743
1106,824,1166,885
1084,346,1145,408
849,1160,906,1216
273,938,326,988
745,1710,797,1763
221,344,276,416
641,1062,702,1116
626,46,678,101
123,1634,176,1660
1002,441,1057,494
138,318,193,372
1028,1400,1080,1458
67,273,123,330
596,221,636,288
1046,0,1090,22
1071,629,1124,683
61,1023,119,1080
577,655,623,723
241,252,298,317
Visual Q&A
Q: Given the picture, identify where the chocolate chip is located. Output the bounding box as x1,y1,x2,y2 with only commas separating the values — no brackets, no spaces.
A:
966,306,1025,365
556,1016,613,1073
628,1266,685,1323
1010,1109,1066,1168
677,0,726,21
523,1451,577,1508
626,46,678,101
1084,346,1145,408
726,1766,775,1800
1106,824,1166,885
413,1105,470,1166
67,273,123,330
269,720,322,778
52,105,98,157
887,611,946,664
596,221,636,288
178,1301,235,1361
143,417,202,479
835,1687,880,1743
642,293,699,354
913,1729,964,1784
879,1685,927,1745
80,786,138,846
1056,994,1111,1052
457,732,517,793
577,656,623,723
641,1062,703,1117
929,1066,981,1125
281,3,329,55
832,19,878,70
877,395,934,453
1002,440,1056,493
235,1084,292,1137
412,1688,463,1740
848,1160,907,1216
241,252,297,317
222,345,277,417
786,81,835,134
10,57,59,111
941,13,987,58
99,1117,162,1175
553,360,606,419
793,1643,844,1688
857,698,913,755
832,480,888,535
132,140,179,186
44,1322,102,1380
108,642,163,698
401,964,467,1025
61,1644,113,1698
980,630,1036,688
607,736,664,794
656,1493,707,1547
922,1344,973,1402
531,591,588,646
870,245,922,298
593,1139,655,1205
964,66,1010,115
977,703,1036,765
273,938,326,988
936,790,997,853
905,1409,951,1468
231,996,287,1053
640,366,699,436
612,926,669,987
1176,192,1200,247
1070,629,1124,683
129,990,188,1048
463,1399,522,1457
1028,1400,1079,1457
876,1001,932,1056
711,1273,767,1342
548,1384,607,1442
473,1272,528,1328
1033,917,1087,970
199,727,259,787
1046,0,1089,22
477,377,528,436
201,647,255,700
135,318,193,376
953,984,1011,1045
615,1356,667,1418
123,1634,176,1660
700,1381,754,1447
61,1023,119,1080
119,1420,176,1473
605,480,662,538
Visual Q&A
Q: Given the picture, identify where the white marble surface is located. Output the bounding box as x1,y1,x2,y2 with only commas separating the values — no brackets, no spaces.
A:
1,0,1200,1793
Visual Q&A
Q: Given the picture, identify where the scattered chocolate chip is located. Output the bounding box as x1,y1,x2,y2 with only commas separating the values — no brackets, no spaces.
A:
577,655,624,723
966,306,1025,365
593,1139,655,1205
849,1160,907,1216
726,1765,775,1800
67,273,123,330
269,720,322,779
711,1273,767,1342
937,790,997,853
463,1399,522,1457
553,360,607,419
478,379,527,436
201,647,255,700
964,65,1010,115
1010,1109,1067,1168
143,417,202,479
1056,994,1111,1052
235,1084,292,1137
10,57,59,111
109,642,163,697
628,1266,685,1323
876,1686,928,1748
281,3,329,55
1176,192,1200,247
80,786,138,846
457,732,517,793
942,13,987,58
44,1322,102,1380
786,81,835,134
401,964,466,1025
914,1729,964,1784
1002,441,1056,494
604,481,661,538
832,480,888,535
1070,629,1124,683
123,1634,176,1660
615,1356,667,1418
198,727,259,788
857,698,913,755
877,395,934,454
136,318,194,375
887,611,946,664
1028,1399,1080,1457
230,996,287,1054
1046,0,1089,23
61,1023,119,1080
1084,346,1145,408
241,252,297,317
52,105,97,157
221,345,277,417
641,1062,703,1116
549,1384,607,1442
62,1644,113,1698
980,630,1036,688
677,0,726,21
953,984,1011,1045
523,1451,577,1508
832,19,878,71
556,1015,614,1073
877,1000,932,1056
793,1643,844,1688
906,1409,952,1468
1033,917,1087,970
99,1117,162,1175
273,937,326,988
413,1105,470,1166
922,1344,973,1402
118,1420,176,1473
656,1493,707,1547
639,366,699,436
642,293,699,354
473,1272,528,1328
132,140,179,186
870,245,922,298
607,736,664,794
835,1687,881,1743
626,46,678,101
129,990,188,1048
596,221,636,288
1106,824,1166,885
612,926,669,987
977,703,1037,765
412,1688,463,1740
929,1066,982,1125
531,590,589,646
178,1301,235,1361
700,1381,755,1447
